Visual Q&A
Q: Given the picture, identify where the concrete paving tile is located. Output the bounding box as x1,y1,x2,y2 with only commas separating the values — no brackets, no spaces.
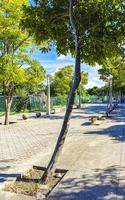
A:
0,104,125,199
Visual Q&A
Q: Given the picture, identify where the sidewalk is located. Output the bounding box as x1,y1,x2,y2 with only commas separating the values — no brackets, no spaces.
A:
0,105,125,199
48,106,125,200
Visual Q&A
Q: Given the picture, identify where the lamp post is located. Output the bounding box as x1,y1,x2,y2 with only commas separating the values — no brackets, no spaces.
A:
46,75,50,116
109,75,113,109
106,75,113,116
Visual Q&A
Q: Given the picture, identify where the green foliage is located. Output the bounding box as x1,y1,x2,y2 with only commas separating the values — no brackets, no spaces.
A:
87,86,108,97
13,96,29,112
0,0,46,124
98,57,125,93
0,0,29,96
23,0,125,65
50,65,88,97
0,0,45,97
50,65,73,96
26,60,46,94
15,88,28,97
78,71,88,95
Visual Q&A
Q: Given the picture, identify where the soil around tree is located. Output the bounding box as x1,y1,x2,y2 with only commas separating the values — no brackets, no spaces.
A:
3,166,68,198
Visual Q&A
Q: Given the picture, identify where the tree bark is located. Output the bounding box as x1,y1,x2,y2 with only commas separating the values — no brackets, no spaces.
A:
4,96,12,125
78,91,81,108
40,0,81,183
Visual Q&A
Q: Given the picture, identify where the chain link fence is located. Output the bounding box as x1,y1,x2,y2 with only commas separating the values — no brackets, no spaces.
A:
0,95,107,114
0,95,45,113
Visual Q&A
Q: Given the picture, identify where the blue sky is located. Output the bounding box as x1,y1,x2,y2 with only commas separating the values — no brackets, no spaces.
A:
31,48,104,89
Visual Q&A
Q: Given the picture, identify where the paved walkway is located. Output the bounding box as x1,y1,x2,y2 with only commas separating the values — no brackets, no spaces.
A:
48,106,125,200
0,104,106,177
0,104,125,199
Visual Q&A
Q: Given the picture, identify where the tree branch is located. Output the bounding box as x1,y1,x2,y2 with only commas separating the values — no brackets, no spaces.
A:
13,36,30,53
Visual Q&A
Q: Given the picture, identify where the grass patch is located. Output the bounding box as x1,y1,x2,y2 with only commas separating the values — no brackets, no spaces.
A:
0,112,4,116
0,112,18,117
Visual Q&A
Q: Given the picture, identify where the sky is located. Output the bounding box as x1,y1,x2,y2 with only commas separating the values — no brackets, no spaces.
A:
31,47,105,89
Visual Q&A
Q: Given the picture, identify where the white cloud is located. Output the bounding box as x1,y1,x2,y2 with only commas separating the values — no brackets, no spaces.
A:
41,60,74,74
40,54,104,89
57,55,66,60
57,53,74,62
81,64,104,89
85,76,104,89
44,62,104,88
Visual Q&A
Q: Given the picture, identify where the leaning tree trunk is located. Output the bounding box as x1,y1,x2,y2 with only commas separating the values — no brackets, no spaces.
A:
4,96,12,125
40,0,81,183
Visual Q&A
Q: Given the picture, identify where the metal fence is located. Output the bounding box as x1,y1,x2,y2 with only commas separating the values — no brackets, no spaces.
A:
0,95,108,113
0,95,45,112
0,96,5,112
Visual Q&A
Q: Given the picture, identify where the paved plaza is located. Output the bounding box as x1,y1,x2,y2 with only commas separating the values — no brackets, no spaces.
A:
0,104,125,199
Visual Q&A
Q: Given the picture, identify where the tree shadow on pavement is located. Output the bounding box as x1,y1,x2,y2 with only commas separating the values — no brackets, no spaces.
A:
109,106,125,121
0,173,21,183
0,159,16,172
83,105,107,114
84,124,125,142
48,165,125,200
49,115,91,120
0,166,11,171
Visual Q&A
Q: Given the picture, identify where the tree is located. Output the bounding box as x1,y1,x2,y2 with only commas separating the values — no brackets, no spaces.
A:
0,59,27,125
86,86,109,102
23,0,125,62
23,0,125,182
0,0,28,125
50,65,73,97
98,57,125,102
0,0,46,124
15,60,45,112
15,60,46,96
51,66,88,99
0,57,45,124
87,86,102,96
25,60,46,94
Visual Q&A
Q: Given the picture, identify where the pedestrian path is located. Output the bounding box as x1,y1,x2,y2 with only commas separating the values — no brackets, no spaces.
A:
48,106,125,200
0,105,125,199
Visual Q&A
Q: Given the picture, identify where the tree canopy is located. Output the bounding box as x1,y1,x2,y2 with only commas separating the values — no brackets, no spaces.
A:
50,65,73,97
98,57,125,95
87,86,108,97
0,0,45,124
0,0,30,95
25,60,45,94
50,65,88,97
23,0,125,65
22,0,125,182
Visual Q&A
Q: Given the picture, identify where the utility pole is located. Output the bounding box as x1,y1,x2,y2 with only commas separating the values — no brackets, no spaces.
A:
47,75,50,116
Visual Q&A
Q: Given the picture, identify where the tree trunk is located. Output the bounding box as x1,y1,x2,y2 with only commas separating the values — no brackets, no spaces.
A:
40,0,81,183
78,91,81,108
4,96,12,125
